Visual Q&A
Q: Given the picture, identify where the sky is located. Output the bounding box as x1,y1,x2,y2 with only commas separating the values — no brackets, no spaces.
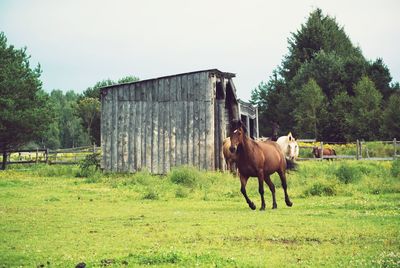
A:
1,0,399,101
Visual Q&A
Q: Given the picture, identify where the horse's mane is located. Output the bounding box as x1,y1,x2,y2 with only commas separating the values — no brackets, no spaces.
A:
230,119,247,134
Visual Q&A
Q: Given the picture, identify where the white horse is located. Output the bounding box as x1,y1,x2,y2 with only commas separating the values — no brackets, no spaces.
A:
276,132,299,161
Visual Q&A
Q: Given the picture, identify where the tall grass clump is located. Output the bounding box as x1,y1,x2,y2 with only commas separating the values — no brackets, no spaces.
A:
169,166,202,187
334,162,362,184
31,164,80,177
142,188,159,200
303,179,337,197
77,152,101,178
391,159,400,178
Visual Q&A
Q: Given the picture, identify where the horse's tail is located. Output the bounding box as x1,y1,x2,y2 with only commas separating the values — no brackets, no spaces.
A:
286,158,297,171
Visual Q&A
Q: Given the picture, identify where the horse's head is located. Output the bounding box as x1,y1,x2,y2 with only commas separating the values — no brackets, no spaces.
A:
312,146,320,157
287,141,299,160
229,120,247,153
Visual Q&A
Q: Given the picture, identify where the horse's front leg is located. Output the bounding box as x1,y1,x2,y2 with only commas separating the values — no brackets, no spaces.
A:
240,175,256,210
257,171,266,210
264,174,277,209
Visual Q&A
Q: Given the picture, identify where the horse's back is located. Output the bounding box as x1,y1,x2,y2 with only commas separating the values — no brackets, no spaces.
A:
257,140,286,171
223,137,237,161
276,136,287,149
222,138,231,155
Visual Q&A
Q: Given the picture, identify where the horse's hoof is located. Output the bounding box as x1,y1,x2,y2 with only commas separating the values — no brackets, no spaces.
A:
260,207,265,211
286,200,293,207
272,204,277,209
249,203,256,210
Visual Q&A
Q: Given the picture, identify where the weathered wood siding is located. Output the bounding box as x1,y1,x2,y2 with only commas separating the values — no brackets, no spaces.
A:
101,71,216,174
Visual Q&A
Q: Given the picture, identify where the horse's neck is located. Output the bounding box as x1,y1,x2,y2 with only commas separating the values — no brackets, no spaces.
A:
240,135,255,154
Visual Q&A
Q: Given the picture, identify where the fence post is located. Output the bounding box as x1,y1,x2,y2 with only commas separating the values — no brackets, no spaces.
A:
1,151,7,170
45,148,49,164
93,143,96,153
356,140,359,160
36,148,39,164
320,142,324,160
394,138,397,160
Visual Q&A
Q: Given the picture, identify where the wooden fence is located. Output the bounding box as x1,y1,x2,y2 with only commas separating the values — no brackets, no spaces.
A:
297,138,399,161
1,145,100,168
1,139,399,169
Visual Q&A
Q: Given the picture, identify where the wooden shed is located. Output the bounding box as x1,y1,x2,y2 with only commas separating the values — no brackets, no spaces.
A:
100,69,258,174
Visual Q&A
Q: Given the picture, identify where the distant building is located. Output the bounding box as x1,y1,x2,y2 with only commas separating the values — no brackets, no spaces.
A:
100,69,258,173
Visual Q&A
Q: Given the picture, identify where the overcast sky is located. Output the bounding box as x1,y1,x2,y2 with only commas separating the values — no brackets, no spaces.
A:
1,0,399,101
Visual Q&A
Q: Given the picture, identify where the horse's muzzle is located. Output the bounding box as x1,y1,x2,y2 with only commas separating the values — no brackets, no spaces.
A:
229,146,236,153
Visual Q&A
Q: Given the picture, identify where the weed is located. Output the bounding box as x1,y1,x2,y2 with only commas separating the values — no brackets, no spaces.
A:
391,159,400,178
169,166,199,187
175,187,189,198
335,163,361,184
77,152,101,178
142,188,159,200
304,180,337,196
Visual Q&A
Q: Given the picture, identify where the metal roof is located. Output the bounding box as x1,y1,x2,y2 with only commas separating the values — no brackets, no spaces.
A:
100,69,236,91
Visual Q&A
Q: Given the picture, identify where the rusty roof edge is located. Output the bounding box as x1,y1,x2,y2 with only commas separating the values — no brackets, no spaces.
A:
99,69,236,91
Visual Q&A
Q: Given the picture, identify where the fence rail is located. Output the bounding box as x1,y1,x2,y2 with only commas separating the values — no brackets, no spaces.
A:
1,145,100,168
297,138,399,161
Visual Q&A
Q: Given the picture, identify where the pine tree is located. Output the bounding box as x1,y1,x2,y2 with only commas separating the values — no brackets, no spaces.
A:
293,79,325,138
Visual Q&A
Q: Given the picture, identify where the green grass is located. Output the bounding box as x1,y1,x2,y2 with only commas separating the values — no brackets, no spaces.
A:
0,161,399,267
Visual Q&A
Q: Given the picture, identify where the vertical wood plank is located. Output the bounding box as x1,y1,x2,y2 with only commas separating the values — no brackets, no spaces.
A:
122,85,129,172
214,99,219,170
206,74,215,170
181,75,188,166
175,76,182,167
152,96,159,174
158,79,164,173
100,90,105,169
141,101,146,169
218,99,225,170
193,73,201,168
145,97,152,171
117,87,124,172
169,78,176,169
103,89,113,171
199,100,206,170
111,87,118,171
135,94,142,171
187,101,194,167
128,84,136,172
164,101,170,173
181,100,188,166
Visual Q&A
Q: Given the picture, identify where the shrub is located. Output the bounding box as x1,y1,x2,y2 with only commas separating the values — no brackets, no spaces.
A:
303,180,337,196
169,166,200,187
175,187,189,198
142,188,159,200
335,163,361,184
391,159,400,178
77,152,101,178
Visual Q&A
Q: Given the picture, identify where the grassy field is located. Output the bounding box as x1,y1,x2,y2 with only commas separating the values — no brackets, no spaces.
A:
0,161,399,267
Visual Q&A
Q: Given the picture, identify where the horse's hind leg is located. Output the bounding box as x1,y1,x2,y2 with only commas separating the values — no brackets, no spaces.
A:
257,171,266,211
277,170,293,207
264,174,277,209
240,175,256,210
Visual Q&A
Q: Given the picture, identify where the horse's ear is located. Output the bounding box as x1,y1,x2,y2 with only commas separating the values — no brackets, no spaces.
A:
230,119,241,133
288,132,293,141
241,120,248,134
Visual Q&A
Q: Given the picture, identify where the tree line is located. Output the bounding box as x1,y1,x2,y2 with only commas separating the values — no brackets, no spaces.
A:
0,31,138,154
251,9,399,141
1,8,399,157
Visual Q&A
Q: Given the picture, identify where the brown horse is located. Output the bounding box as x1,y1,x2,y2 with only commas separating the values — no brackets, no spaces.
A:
222,137,238,175
229,120,295,210
312,147,336,159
